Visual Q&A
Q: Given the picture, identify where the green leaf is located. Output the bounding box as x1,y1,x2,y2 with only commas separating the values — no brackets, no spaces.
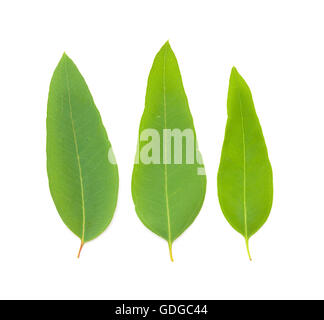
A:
131,42,206,261
46,53,118,257
217,67,273,260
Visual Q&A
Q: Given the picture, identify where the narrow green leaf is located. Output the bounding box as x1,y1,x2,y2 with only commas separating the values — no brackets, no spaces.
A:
46,53,118,257
131,42,207,261
217,67,273,260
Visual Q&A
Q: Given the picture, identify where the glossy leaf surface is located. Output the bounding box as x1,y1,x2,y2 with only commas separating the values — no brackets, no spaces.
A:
132,42,206,261
47,54,118,257
217,67,273,260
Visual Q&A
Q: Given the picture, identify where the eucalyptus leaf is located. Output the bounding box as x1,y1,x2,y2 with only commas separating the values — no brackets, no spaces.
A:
217,67,273,260
46,54,118,257
131,42,206,261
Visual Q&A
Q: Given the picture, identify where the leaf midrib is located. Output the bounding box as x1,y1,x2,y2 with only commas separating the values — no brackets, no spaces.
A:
64,62,86,245
238,94,248,241
162,47,172,254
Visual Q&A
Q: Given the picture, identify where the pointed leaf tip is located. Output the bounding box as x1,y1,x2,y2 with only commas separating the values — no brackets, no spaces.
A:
230,66,240,78
59,52,71,66
229,67,246,88
61,52,68,59
161,40,172,52
164,40,170,47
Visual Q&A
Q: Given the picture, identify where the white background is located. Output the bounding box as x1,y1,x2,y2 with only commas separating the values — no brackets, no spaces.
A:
0,0,323,300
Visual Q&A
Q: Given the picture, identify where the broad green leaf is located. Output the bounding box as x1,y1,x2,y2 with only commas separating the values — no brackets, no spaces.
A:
131,42,206,261
217,67,273,260
46,53,118,257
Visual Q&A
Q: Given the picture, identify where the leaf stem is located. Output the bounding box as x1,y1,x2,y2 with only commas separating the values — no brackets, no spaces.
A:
168,242,174,262
77,241,84,259
245,238,252,261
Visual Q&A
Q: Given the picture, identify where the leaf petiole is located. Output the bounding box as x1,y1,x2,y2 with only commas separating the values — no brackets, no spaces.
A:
245,238,252,261
168,242,174,262
77,241,84,259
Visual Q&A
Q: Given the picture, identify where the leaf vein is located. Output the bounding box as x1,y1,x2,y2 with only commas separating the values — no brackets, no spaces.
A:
64,62,86,246
162,47,172,254
238,95,248,242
